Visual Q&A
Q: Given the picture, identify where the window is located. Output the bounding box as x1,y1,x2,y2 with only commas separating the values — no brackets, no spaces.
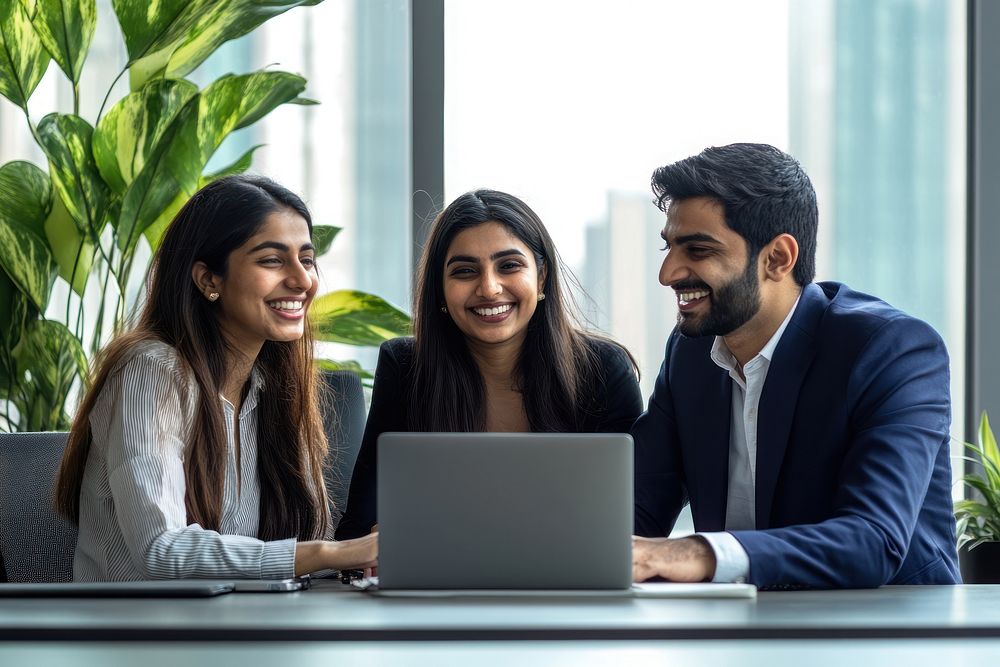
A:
444,1,967,531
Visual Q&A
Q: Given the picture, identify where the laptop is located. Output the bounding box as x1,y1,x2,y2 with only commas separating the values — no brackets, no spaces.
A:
0,581,234,597
375,432,633,591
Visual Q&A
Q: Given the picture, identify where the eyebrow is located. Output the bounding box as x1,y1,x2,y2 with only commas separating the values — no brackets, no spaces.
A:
446,248,526,266
248,241,315,253
659,231,722,248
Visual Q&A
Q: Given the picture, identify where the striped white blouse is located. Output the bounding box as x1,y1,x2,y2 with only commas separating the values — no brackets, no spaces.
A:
74,340,297,581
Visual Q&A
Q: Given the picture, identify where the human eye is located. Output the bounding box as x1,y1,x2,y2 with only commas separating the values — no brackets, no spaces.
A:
687,246,712,258
499,259,524,271
449,266,475,277
300,255,316,268
258,256,282,266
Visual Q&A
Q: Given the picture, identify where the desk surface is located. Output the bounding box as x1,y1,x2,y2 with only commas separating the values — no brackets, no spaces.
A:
1,583,999,641
2,640,1000,667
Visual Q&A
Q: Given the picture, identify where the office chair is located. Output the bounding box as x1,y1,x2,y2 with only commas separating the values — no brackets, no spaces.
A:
0,432,77,583
318,370,366,527
0,373,366,581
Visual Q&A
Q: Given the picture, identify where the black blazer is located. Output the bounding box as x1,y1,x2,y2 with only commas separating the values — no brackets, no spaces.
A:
335,336,643,539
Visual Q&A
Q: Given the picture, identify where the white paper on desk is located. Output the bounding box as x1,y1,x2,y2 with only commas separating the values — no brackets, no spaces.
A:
632,582,757,599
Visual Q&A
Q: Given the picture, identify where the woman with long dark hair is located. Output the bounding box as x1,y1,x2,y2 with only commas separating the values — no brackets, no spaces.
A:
56,175,377,580
335,189,642,539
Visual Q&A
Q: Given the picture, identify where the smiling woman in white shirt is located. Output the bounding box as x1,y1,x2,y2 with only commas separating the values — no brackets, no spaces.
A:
55,175,377,581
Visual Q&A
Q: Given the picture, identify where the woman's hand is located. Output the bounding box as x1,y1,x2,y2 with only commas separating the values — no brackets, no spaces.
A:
294,532,378,576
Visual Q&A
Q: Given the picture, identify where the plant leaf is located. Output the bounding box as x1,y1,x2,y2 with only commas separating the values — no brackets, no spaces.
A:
44,190,92,295
118,0,323,90
0,0,50,109
202,143,262,181
315,358,374,380
0,269,33,365
979,411,1000,476
155,71,308,199
115,100,204,251
117,72,306,249
961,476,1000,518
36,113,111,237
192,72,308,170
141,190,185,253
310,290,411,347
0,219,57,312
0,161,57,310
13,318,86,430
964,436,1000,499
111,0,193,63
0,160,51,237
22,0,96,84
312,225,340,257
140,143,263,253
93,78,199,195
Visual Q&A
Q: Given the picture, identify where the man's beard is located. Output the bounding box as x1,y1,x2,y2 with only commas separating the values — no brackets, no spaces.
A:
676,258,761,338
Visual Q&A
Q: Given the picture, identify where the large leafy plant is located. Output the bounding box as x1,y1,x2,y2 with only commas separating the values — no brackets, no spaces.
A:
0,0,409,432
955,412,1000,550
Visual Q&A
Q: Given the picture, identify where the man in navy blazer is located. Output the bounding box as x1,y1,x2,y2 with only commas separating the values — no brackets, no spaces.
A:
631,143,959,589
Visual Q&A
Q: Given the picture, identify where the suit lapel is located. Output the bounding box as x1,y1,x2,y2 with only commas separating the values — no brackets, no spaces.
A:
754,283,826,528
688,353,732,532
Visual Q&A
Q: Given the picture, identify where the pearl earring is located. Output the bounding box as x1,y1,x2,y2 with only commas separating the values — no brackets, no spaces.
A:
440,305,448,313
537,293,546,302
207,292,220,302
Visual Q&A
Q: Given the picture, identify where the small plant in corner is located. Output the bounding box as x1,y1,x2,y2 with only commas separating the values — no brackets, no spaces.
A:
955,412,1000,551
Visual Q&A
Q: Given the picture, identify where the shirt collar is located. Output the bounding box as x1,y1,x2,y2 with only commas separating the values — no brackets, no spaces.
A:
710,293,802,373
220,365,265,415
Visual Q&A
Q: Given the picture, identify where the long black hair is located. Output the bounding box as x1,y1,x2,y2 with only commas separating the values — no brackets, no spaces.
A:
409,189,625,432
58,175,330,541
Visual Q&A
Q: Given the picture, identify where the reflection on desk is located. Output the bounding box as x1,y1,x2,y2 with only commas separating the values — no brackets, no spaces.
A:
1,640,999,667
1,583,999,642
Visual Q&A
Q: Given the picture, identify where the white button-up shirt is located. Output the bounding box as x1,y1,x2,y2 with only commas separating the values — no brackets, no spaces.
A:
699,295,801,583
74,340,298,581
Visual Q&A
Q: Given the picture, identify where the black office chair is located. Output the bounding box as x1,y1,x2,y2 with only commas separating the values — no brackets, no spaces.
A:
0,432,77,583
318,370,366,528
0,373,366,581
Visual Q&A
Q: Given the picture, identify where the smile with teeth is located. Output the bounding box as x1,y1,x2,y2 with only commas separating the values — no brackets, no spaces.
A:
267,300,304,312
677,289,710,306
472,303,513,317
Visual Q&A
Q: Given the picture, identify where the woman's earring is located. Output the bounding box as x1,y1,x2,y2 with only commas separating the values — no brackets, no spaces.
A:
537,292,546,302
207,292,220,302
440,305,448,313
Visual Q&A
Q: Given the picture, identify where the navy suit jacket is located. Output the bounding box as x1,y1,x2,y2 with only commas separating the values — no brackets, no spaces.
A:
632,282,960,588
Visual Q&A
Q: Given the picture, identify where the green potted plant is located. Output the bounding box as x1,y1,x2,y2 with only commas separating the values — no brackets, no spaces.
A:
0,0,408,432
955,411,1000,583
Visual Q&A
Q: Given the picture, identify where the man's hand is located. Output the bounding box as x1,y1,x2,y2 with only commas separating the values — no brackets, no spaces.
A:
632,535,717,582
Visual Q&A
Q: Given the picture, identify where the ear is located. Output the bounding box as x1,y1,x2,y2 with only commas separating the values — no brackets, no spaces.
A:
191,261,222,298
537,260,548,293
762,234,799,283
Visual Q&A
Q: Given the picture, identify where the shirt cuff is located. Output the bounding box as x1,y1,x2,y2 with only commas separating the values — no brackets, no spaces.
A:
698,532,750,583
261,538,297,579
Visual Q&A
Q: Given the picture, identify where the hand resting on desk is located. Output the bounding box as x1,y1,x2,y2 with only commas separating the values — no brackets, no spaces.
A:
632,535,717,583
295,532,378,576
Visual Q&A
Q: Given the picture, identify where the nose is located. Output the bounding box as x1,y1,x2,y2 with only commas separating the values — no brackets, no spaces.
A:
286,259,314,292
658,250,688,287
476,269,502,298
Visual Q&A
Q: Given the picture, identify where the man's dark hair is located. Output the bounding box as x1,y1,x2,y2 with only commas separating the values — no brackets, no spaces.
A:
651,143,818,286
